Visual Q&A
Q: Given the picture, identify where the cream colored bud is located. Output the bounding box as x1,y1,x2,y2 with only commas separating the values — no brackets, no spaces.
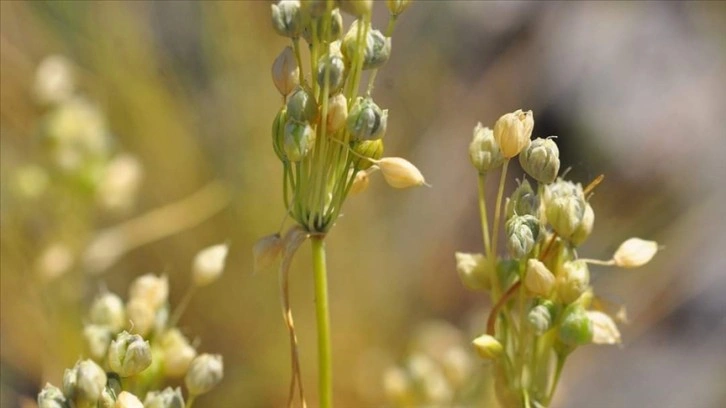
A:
97,154,143,213
144,387,185,408
253,233,283,274
326,93,348,133
38,383,67,408
115,391,143,408
83,325,113,361
90,292,126,332
613,238,658,268
126,298,155,337
472,334,503,360
387,0,412,16
185,354,224,396
377,157,428,189
349,170,370,195
571,202,594,246
469,123,504,172
454,252,490,290
544,179,586,238
160,329,197,377
35,243,74,282
192,243,228,286
557,260,590,304
587,311,621,345
64,359,107,405
34,55,75,105
129,274,168,310
108,331,152,377
382,366,412,403
524,259,555,297
493,109,534,158
272,46,299,96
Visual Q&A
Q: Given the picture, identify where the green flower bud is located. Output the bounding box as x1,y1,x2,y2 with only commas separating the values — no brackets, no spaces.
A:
317,51,346,94
144,387,185,408
556,260,590,304
64,359,107,406
83,324,113,361
528,301,556,335
38,383,67,408
272,107,288,161
505,179,539,219
519,137,560,184
283,120,316,162
89,292,126,332
303,9,343,44
386,0,412,16
115,391,143,408
472,334,503,360
338,0,372,17
493,109,534,159
454,252,491,291
272,46,299,96
468,123,504,173
558,304,593,346
543,179,586,238
350,139,383,170
342,20,391,70
160,329,197,378
271,0,305,38
346,97,387,141
108,331,152,377
326,93,348,134
185,354,224,396
505,214,540,258
570,202,594,246
524,258,555,297
286,86,319,123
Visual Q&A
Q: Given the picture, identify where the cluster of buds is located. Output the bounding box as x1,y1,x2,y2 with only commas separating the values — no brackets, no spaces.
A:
38,244,228,407
459,109,659,406
269,0,422,233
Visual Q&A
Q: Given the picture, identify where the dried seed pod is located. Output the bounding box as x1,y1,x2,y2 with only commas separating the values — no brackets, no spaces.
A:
253,233,283,273
271,46,299,96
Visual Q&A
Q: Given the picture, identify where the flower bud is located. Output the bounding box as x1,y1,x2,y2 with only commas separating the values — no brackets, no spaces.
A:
283,120,316,162
286,86,318,123
99,386,115,408
38,383,67,408
160,329,197,377
271,0,305,38
144,387,185,408
83,324,113,361
129,274,168,310
342,20,391,70
317,51,346,94
64,359,107,406
558,304,593,346
493,109,534,158
472,334,503,360
383,366,413,403
557,260,590,304
272,107,288,161
587,311,621,345
570,202,594,246
347,97,387,141
192,243,228,287
505,214,540,258
338,0,372,17
524,259,555,296
377,157,427,189
185,354,224,396
253,233,283,274
527,301,556,335
613,238,658,268
125,298,155,337
387,0,412,16
505,179,539,219
326,93,348,134
108,331,152,377
303,9,343,44
97,153,143,213
272,46,299,96
349,170,370,195
454,252,490,290
519,137,560,184
350,139,384,170
543,179,586,238
115,391,143,408
34,55,75,105
469,123,504,173
89,292,126,332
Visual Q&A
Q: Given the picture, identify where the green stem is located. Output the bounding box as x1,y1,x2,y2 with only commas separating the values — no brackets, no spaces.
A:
187,395,196,408
168,285,197,329
311,236,332,408
545,353,567,406
490,159,510,259
477,173,492,258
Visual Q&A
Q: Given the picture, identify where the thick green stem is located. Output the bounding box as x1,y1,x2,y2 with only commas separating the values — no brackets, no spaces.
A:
311,236,332,408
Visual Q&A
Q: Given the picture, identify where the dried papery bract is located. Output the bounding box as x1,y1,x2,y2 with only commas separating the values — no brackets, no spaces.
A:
253,233,283,274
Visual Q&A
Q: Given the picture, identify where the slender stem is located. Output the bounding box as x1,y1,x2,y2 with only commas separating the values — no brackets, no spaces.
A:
168,285,197,329
545,353,567,406
365,15,397,96
490,160,510,259
311,236,332,408
292,38,304,84
477,173,492,256
187,395,196,408
487,280,521,335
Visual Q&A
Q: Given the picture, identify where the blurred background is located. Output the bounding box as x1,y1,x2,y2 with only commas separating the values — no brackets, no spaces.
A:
1,1,725,407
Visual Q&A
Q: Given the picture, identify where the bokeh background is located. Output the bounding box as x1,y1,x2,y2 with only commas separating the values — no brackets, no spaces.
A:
2,1,725,407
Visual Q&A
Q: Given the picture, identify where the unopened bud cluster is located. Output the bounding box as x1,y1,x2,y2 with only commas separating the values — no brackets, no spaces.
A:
268,0,424,233
458,109,659,406
39,245,227,406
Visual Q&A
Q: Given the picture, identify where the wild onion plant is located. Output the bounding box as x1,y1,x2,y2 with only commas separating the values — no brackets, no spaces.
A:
257,1,422,406
458,110,659,407
36,244,227,408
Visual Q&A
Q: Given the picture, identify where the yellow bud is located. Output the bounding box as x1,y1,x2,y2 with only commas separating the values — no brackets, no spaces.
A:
115,391,143,408
587,311,621,345
271,46,299,96
129,274,168,310
253,233,283,274
524,259,555,297
376,157,427,189
160,329,197,377
493,109,534,158
472,334,503,360
349,170,370,195
326,93,348,134
613,238,658,268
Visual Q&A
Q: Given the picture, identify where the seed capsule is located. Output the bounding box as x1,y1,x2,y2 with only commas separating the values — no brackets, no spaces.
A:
286,86,319,124
519,137,560,184
272,46,299,96
350,139,384,170
558,304,593,346
271,1,305,38
493,109,534,158
283,120,316,162
524,258,555,297
317,52,346,94
342,20,391,70
347,97,387,140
